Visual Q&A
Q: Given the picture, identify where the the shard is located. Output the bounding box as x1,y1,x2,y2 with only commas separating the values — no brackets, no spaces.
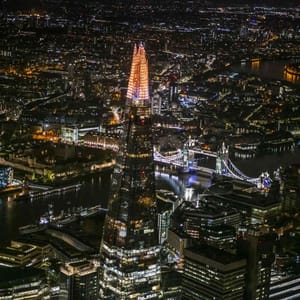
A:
99,43,161,300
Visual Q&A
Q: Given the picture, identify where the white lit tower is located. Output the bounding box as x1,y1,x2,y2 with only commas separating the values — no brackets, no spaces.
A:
99,43,161,300
216,142,229,175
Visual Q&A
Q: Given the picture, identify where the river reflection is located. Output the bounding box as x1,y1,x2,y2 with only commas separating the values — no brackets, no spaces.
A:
0,172,192,245
233,60,300,84
232,148,300,178
0,173,111,244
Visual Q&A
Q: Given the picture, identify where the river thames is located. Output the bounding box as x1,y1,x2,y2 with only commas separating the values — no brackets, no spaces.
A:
0,148,299,244
232,59,300,84
0,173,111,244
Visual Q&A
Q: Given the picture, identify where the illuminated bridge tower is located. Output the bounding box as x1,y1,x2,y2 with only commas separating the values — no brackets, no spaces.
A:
99,43,161,300
216,142,229,175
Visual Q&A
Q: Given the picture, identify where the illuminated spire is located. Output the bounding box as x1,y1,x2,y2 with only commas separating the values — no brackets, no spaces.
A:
126,42,150,102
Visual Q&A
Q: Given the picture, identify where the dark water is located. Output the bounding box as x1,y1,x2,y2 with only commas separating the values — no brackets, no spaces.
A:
0,171,182,244
0,149,300,244
232,60,300,84
0,173,111,244
232,148,300,178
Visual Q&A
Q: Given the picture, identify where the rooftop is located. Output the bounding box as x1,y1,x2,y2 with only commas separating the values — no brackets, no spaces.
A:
184,244,246,271
0,267,45,288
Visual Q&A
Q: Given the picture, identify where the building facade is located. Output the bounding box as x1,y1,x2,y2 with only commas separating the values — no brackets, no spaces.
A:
238,227,275,300
182,246,246,300
0,267,50,299
0,167,13,188
60,259,99,300
99,43,161,299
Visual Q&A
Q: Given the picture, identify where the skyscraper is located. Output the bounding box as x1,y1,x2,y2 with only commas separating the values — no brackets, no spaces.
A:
237,227,274,300
99,43,161,300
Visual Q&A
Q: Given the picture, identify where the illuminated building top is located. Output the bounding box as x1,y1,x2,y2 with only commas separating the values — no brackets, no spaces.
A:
126,42,150,104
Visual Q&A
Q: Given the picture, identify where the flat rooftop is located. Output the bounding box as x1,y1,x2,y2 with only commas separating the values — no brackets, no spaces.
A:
0,267,45,288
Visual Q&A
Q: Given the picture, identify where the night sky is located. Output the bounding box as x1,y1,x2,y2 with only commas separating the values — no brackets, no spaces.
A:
2,0,300,11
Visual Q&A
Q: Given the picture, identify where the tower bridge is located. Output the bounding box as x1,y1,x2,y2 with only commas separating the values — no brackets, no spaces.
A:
154,142,260,185
82,135,260,184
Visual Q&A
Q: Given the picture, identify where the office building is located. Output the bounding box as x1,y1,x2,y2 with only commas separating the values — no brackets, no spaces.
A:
208,180,282,226
0,240,48,268
172,200,240,242
60,125,100,143
182,245,246,300
238,226,275,300
281,164,300,212
269,275,300,300
60,259,99,300
157,189,178,245
0,266,50,299
161,269,182,300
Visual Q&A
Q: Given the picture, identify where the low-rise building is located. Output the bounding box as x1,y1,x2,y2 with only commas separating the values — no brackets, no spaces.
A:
0,266,50,299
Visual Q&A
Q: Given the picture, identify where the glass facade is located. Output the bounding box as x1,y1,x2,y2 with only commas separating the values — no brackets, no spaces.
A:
182,247,246,300
99,43,161,300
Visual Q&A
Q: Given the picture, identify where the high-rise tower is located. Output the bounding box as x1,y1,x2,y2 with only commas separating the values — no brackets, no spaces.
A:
99,43,161,300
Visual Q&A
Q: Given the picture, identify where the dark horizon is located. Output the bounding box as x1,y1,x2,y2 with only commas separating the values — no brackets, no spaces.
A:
3,0,300,10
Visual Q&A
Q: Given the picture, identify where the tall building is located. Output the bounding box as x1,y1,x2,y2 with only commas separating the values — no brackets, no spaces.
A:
99,43,161,300
169,82,178,104
60,259,99,300
282,164,300,212
237,227,275,300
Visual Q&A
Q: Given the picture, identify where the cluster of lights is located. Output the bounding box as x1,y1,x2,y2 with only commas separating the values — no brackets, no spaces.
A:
126,43,150,104
102,243,160,258
84,140,119,151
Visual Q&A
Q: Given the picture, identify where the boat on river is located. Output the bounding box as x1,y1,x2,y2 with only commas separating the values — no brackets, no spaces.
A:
53,215,79,228
79,204,107,218
19,224,47,235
